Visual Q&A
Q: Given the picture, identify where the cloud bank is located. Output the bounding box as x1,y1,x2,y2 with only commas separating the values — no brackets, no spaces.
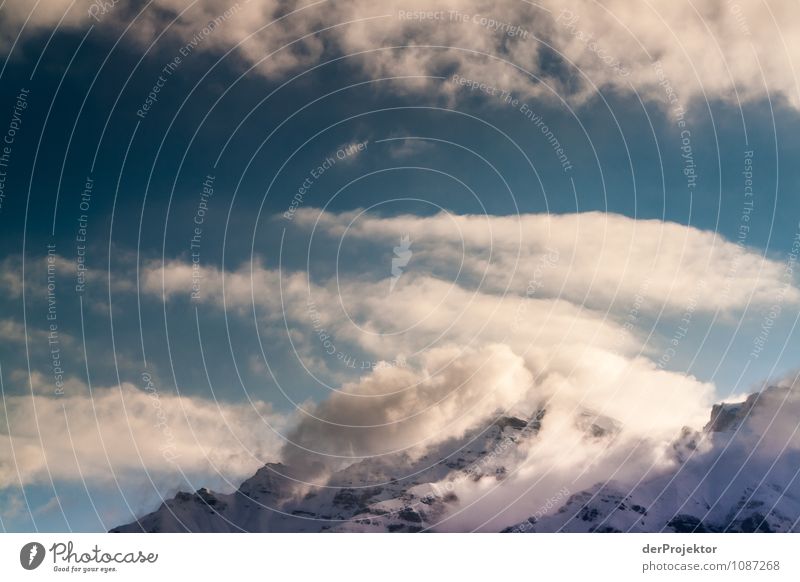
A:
135,209,791,490
3,1,800,109
0,372,287,489
6,208,796,529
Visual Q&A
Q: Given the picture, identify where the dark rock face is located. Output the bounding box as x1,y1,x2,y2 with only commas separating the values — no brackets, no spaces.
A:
703,385,786,433
734,514,774,533
495,416,529,431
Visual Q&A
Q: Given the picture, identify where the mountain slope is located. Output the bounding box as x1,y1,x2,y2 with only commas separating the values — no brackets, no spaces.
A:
505,386,800,533
112,387,800,533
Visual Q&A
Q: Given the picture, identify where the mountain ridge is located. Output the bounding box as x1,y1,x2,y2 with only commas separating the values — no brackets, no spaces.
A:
111,386,800,533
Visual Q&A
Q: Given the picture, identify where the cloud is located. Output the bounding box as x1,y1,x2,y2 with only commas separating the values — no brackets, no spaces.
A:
545,0,800,109
383,136,438,159
0,0,90,47
136,211,795,448
145,209,798,327
141,257,307,317
0,374,287,489
0,319,47,345
0,253,74,300
4,1,800,109
280,340,714,487
306,209,799,314
141,253,643,368
13,209,789,525
281,344,534,476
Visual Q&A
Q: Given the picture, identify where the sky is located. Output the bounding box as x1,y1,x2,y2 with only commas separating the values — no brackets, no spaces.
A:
1,0,800,532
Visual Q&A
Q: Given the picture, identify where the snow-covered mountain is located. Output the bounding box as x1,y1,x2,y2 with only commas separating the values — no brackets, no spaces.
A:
111,386,800,532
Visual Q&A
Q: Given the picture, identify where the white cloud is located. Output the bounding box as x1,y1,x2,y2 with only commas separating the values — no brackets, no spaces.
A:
145,210,798,329
0,319,42,345
138,210,737,490
0,374,287,488
4,1,800,109
281,344,534,475
10,209,791,509
137,211,796,436
297,209,799,316
281,341,714,486
1,0,89,46
142,253,643,367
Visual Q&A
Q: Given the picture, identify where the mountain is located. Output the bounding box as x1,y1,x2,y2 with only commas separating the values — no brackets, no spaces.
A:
111,412,545,533
505,386,800,533
111,387,800,532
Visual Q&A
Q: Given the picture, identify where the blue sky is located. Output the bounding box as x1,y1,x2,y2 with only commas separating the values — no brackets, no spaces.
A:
2,0,800,532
